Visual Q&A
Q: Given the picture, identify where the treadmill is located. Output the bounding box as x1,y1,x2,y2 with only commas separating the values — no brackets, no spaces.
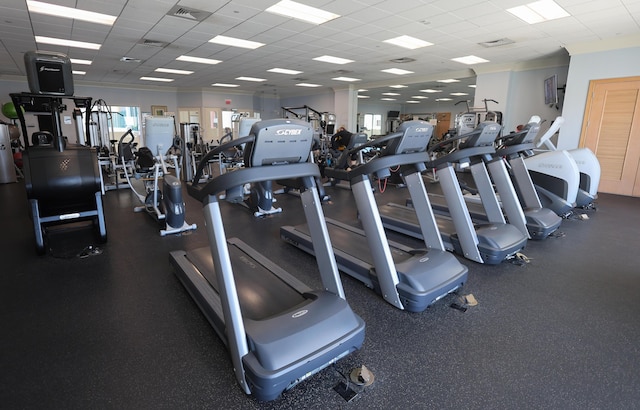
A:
426,122,561,240
379,122,527,265
493,121,563,239
170,119,365,402
281,121,468,313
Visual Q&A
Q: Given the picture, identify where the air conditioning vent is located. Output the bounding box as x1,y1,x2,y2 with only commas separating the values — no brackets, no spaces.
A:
167,5,212,22
389,57,416,63
479,38,515,48
138,39,169,48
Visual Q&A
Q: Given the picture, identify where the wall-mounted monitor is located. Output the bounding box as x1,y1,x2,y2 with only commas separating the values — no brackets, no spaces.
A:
544,74,558,105
387,110,400,119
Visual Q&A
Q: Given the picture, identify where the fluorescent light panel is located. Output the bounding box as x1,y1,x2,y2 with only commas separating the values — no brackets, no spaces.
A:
451,55,489,65
384,35,433,50
357,95,370,98
389,85,408,88
420,89,441,93
27,0,117,25
437,79,460,83
381,68,414,75
507,0,570,24
268,68,303,75
177,55,222,65
212,83,240,87
236,76,267,82
436,98,452,101
382,92,400,96
313,55,353,65
380,98,396,101
296,83,322,87
155,68,193,75
140,76,174,82
70,58,92,65
72,71,86,75
35,36,101,50
406,101,419,103
209,35,264,49
411,96,428,99
332,77,360,82
265,0,340,25
450,92,469,96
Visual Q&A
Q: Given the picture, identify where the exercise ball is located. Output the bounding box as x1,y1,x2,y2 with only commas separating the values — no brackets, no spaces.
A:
2,102,21,120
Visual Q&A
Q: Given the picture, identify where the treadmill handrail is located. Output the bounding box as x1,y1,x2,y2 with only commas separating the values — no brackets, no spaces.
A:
192,135,254,184
188,162,319,202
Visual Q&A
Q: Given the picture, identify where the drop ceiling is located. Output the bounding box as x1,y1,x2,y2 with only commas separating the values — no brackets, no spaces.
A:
0,0,638,102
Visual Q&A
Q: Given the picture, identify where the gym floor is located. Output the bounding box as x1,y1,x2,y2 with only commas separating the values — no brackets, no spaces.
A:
2,174,640,409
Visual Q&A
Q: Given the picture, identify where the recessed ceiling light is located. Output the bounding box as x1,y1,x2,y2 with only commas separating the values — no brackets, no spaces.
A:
450,92,469,96
436,98,453,101
35,36,101,50
266,0,340,25
357,95,370,98
296,83,322,87
268,68,303,75
155,68,194,75
209,35,264,49
382,92,400,96
383,35,433,50
140,76,174,82
451,55,489,65
437,79,460,83
27,0,117,25
420,89,442,93
406,100,420,103
389,85,408,88
72,70,86,75
332,77,361,82
313,55,354,65
358,89,368,92
507,0,570,24
468,84,477,88
381,98,396,101
70,58,92,65
236,76,267,82
177,55,222,65
411,96,429,99
381,68,414,75
212,83,240,87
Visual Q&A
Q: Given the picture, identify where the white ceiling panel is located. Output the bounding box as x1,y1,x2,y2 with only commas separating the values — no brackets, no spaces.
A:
0,0,637,97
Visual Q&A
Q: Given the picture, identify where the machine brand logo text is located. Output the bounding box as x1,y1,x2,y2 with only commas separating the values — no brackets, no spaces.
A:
40,66,61,72
276,129,302,136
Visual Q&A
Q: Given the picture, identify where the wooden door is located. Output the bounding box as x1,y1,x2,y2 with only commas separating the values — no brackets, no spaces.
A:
436,112,451,140
580,76,640,196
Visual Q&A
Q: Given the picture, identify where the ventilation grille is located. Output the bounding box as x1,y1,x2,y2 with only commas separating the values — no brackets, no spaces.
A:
390,57,416,63
138,39,169,48
167,5,212,21
479,38,515,48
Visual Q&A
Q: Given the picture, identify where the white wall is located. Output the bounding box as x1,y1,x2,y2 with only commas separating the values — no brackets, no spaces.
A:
560,46,640,150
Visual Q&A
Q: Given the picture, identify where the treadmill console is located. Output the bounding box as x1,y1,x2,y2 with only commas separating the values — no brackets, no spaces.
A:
244,119,313,166
387,120,433,155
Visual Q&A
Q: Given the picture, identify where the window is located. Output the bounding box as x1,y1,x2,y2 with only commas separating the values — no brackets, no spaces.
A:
363,113,382,136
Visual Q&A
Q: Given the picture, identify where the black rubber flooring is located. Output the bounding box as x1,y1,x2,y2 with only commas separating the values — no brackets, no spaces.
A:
2,176,640,409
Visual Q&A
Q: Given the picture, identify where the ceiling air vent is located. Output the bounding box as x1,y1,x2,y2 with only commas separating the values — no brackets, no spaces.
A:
167,5,212,22
138,39,169,48
390,57,416,64
479,38,515,48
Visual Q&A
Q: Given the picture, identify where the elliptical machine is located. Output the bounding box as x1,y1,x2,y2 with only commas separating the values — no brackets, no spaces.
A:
534,116,600,210
119,129,197,236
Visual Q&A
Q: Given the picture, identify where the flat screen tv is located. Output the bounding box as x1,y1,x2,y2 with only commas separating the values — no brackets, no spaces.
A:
544,74,558,105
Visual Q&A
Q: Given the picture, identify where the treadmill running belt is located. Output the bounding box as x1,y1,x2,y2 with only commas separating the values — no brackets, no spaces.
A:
187,245,306,321
295,221,415,265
